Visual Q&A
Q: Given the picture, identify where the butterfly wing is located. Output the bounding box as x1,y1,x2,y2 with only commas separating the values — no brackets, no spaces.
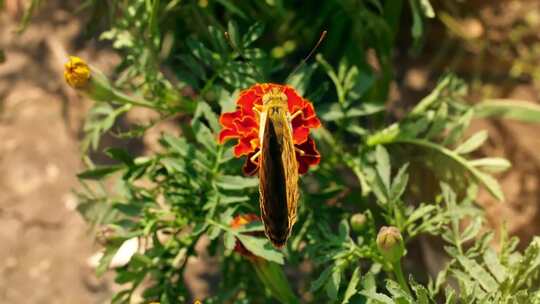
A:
259,106,299,247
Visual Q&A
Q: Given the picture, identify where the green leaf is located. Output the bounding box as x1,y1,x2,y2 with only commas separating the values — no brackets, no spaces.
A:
375,145,391,191
113,202,142,217
227,20,241,50
235,221,264,233
409,0,424,48
475,172,504,203
187,39,219,67
192,121,216,153
219,195,250,205
215,175,258,190
96,246,118,277
310,265,333,293
316,54,344,103
338,219,350,240
161,134,189,155
443,109,474,146
425,103,448,139
342,267,361,304
474,99,540,123
105,148,134,166
469,158,511,173
483,248,507,283
393,138,505,201
386,280,413,303
242,22,265,47
77,165,123,180
215,0,248,19
456,255,498,293
461,217,483,243
454,131,488,154
207,225,221,240
409,278,430,304
193,101,220,134
410,76,452,116
419,0,435,18
237,235,284,264
360,290,395,304
390,164,409,201
325,267,342,300
286,63,317,96
219,61,258,88
406,204,436,226
179,54,207,81
224,232,236,251
320,103,384,121
444,287,457,304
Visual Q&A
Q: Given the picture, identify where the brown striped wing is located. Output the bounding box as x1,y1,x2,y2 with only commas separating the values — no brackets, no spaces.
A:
259,106,299,248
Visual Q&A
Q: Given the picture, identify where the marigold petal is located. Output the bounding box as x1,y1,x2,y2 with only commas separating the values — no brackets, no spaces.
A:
233,132,258,156
218,128,240,143
303,116,321,128
230,213,260,228
237,89,261,117
64,56,90,89
298,159,309,175
233,116,259,135
284,87,304,114
296,137,321,174
302,102,317,119
293,126,310,145
219,111,240,129
218,83,321,175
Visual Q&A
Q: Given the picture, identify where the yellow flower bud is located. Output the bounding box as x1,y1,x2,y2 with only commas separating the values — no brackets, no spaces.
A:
63,55,158,109
64,56,90,89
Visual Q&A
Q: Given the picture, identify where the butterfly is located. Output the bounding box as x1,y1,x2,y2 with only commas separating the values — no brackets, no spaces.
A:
221,31,326,248
252,87,301,247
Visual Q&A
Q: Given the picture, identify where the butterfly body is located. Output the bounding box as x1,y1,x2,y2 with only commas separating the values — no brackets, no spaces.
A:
258,88,299,248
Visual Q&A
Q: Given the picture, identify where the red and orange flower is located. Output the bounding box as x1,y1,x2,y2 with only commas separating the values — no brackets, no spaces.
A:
218,83,321,175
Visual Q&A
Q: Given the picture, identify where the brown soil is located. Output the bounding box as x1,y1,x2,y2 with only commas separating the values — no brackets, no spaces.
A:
0,1,114,302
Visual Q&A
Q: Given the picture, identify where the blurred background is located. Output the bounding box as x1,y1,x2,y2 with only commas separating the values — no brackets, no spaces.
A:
1,0,540,303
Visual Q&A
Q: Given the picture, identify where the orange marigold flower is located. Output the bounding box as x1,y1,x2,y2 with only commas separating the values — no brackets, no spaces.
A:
230,213,264,258
218,83,321,175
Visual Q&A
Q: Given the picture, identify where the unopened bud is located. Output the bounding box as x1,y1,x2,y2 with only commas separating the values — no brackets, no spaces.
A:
376,226,405,263
350,213,367,232
64,56,90,88
64,56,116,102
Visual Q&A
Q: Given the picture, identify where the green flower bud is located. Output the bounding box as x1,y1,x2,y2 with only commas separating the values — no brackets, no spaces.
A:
350,213,367,232
376,226,405,263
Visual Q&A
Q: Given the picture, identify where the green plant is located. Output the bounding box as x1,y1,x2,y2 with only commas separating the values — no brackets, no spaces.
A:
56,1,540,303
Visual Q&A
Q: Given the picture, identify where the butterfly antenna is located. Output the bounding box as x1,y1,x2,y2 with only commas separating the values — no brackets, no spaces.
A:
289,30,327,77
224,31,266,82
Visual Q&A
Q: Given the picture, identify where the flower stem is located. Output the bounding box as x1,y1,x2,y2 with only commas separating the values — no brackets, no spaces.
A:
252,259,300,304
392,260,412,296
112,89,164,110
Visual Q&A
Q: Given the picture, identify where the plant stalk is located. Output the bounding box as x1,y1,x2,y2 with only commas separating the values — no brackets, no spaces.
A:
392,260,412,296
